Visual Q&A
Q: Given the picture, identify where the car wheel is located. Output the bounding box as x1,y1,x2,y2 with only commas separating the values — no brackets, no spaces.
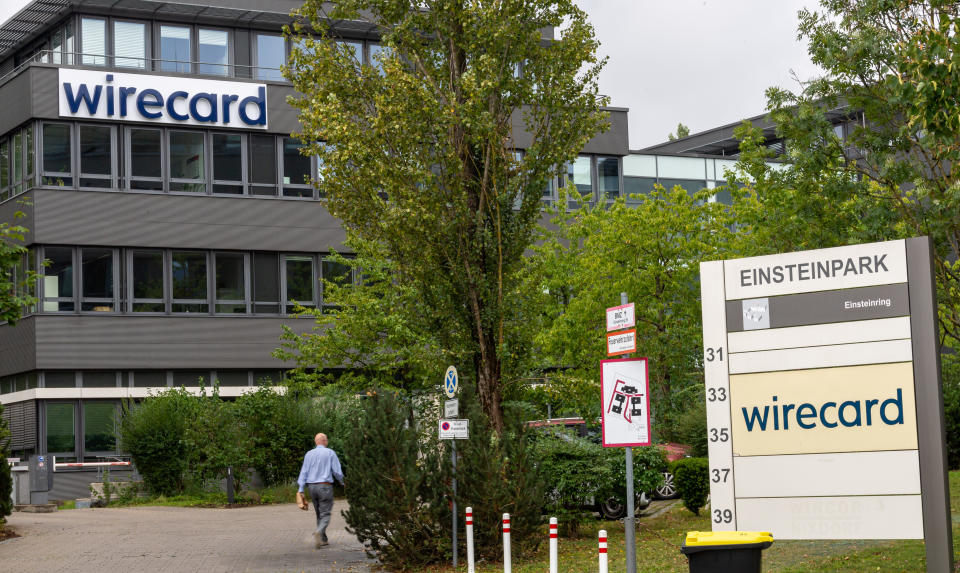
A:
653,471,679,500
599,497,627,519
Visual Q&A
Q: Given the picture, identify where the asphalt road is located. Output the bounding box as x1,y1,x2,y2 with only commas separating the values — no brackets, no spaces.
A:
0,499,375,572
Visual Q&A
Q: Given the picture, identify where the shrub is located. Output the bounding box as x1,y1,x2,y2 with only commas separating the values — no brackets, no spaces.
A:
673,457,709,515
942,354,960,470
182,385,251,492
0,403,11,523
119,388,197,496
530,430,610,536
673,397,708,458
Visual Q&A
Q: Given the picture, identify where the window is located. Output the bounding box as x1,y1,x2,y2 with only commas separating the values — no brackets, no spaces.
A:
12,131,23,194
597,156,620,200
132,371,166,388
216,370,249,387
159,25,191,73
168,131,205,192
198,29,229,76
81,18,106,66
81,372,117,388
42,123,72,187
46,402,76,460
83,402,117,456
253,252,280,314
63,19,75,65
212,133,244,194
284,255,315,313
338,40,362,64
171,251,208,313
249,134,277,195
24,124,34,193
42,247,74,312
45,372,77,388
565,155,592,206
321,257,351,309
131,250,165,312
215,252,247,313
81,248,115,311
174,371,208,387
113,21,146,69
367,42,388,73
128,128,163,190
282,137,312,197
255,34,285,81
0,139,8,200
79,125,113,188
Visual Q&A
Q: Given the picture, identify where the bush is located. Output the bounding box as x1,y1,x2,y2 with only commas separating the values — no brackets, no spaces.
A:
528,430,604,537
182,385,251,492
0,403,11,523
673,397,708,458
120,388,197,496
673,457,709,515
942,354,960,470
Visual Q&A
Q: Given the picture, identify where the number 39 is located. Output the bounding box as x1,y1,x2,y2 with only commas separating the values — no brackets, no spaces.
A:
713,509,733,524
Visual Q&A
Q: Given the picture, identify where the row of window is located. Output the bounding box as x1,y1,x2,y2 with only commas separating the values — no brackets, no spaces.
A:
19,14,387,81
0,121,319,198
0,369,285,394
38,246,354,316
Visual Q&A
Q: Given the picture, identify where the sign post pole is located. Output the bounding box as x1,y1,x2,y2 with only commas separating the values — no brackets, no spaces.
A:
620,292,637,573
452,440,457,568
442,366,460,570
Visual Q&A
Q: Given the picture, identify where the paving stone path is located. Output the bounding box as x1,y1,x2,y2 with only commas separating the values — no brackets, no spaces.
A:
0,499,376,572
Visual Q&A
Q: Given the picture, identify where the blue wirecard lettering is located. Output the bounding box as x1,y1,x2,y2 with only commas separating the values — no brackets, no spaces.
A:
742,389,904,431
63,74,265,126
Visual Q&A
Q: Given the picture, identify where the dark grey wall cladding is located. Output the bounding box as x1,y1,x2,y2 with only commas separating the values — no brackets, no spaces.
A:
32,190,347,251
1,400,36,450
0,66,37,134
0,316,38,376
50,469,136,501
509,107,629,156
33,315,315,370
266,84,300,134
0,193,34,243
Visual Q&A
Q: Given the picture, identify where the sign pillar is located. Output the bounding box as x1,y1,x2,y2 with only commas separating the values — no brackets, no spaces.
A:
620,292,637,573
442,366,460,569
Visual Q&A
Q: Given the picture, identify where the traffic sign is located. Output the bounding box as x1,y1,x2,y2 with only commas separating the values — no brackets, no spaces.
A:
445,399,459,418
439,419,469,439
600,357,651,447
606,329,637,356
606,302,636,332
443,365,459,398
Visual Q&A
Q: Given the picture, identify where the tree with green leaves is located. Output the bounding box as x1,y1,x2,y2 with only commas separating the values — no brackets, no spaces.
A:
667,122,690,141
281,0,609,431
0,206,36,326
761,0,960,351
524,187,734,432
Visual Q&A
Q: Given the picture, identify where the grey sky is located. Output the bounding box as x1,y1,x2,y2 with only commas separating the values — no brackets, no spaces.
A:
577,0,820,148
0,0,820,148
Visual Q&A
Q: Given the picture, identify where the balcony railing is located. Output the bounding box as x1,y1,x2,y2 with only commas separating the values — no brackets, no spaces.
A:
0,49,284,88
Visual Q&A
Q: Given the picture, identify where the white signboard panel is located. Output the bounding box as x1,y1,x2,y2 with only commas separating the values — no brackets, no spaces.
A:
600,358,651,447
700,239,937,541
59,69,268,129
606,302,635,331
444,399,459,418
606,329,636,357
439,419,468,439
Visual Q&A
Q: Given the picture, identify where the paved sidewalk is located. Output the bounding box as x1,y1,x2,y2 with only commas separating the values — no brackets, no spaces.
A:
0,499,375,572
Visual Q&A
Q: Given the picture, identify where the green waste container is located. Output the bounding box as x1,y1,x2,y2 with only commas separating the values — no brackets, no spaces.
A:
681,531,774,573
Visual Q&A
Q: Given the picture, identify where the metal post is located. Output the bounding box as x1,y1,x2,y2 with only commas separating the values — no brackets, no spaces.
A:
452,441,458,568
466,506,475,573
502,513,512,573
621,291,637,573
598,529,609,573
226,467,235,504
549,517,558,573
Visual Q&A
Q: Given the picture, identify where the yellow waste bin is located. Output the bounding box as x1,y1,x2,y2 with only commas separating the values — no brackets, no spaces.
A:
681,531,774,573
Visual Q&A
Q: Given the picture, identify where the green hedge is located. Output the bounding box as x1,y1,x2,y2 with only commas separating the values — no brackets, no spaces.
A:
673,457,709,515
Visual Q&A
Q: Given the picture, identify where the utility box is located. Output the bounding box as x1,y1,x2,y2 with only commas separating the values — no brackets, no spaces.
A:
28,455,54,505
11,464,29,506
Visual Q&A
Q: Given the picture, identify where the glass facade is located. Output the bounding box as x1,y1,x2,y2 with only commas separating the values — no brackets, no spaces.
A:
159,25,191,73
255,34,285,81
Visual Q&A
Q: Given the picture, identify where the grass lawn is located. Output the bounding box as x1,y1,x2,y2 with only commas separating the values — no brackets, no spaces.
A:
417,471,960,572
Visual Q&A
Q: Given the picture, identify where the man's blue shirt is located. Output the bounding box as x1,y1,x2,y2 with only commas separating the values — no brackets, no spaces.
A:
297,445,344,492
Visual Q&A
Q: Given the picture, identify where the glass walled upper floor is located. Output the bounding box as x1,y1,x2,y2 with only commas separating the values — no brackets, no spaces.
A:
7,13,386,84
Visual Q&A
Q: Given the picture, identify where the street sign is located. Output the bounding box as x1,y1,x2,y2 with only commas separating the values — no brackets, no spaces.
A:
606,302,636,332
443,365,459,398
445,399,459,418
606,329,636,356
700,238,949,549
600,357,651,447
439,419,469,439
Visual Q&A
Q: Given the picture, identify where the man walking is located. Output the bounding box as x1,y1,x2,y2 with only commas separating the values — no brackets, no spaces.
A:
297,432,344,548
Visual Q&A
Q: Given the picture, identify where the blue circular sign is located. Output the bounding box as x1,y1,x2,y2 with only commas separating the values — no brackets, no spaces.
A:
443,366,458,398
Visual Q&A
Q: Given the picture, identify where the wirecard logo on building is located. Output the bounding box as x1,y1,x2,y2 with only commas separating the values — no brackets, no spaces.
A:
58,69,268,129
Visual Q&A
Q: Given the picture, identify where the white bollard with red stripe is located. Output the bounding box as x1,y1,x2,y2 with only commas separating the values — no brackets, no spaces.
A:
502,513,512,573
598,529,608,573
549,517,558,573
465,507,475,573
